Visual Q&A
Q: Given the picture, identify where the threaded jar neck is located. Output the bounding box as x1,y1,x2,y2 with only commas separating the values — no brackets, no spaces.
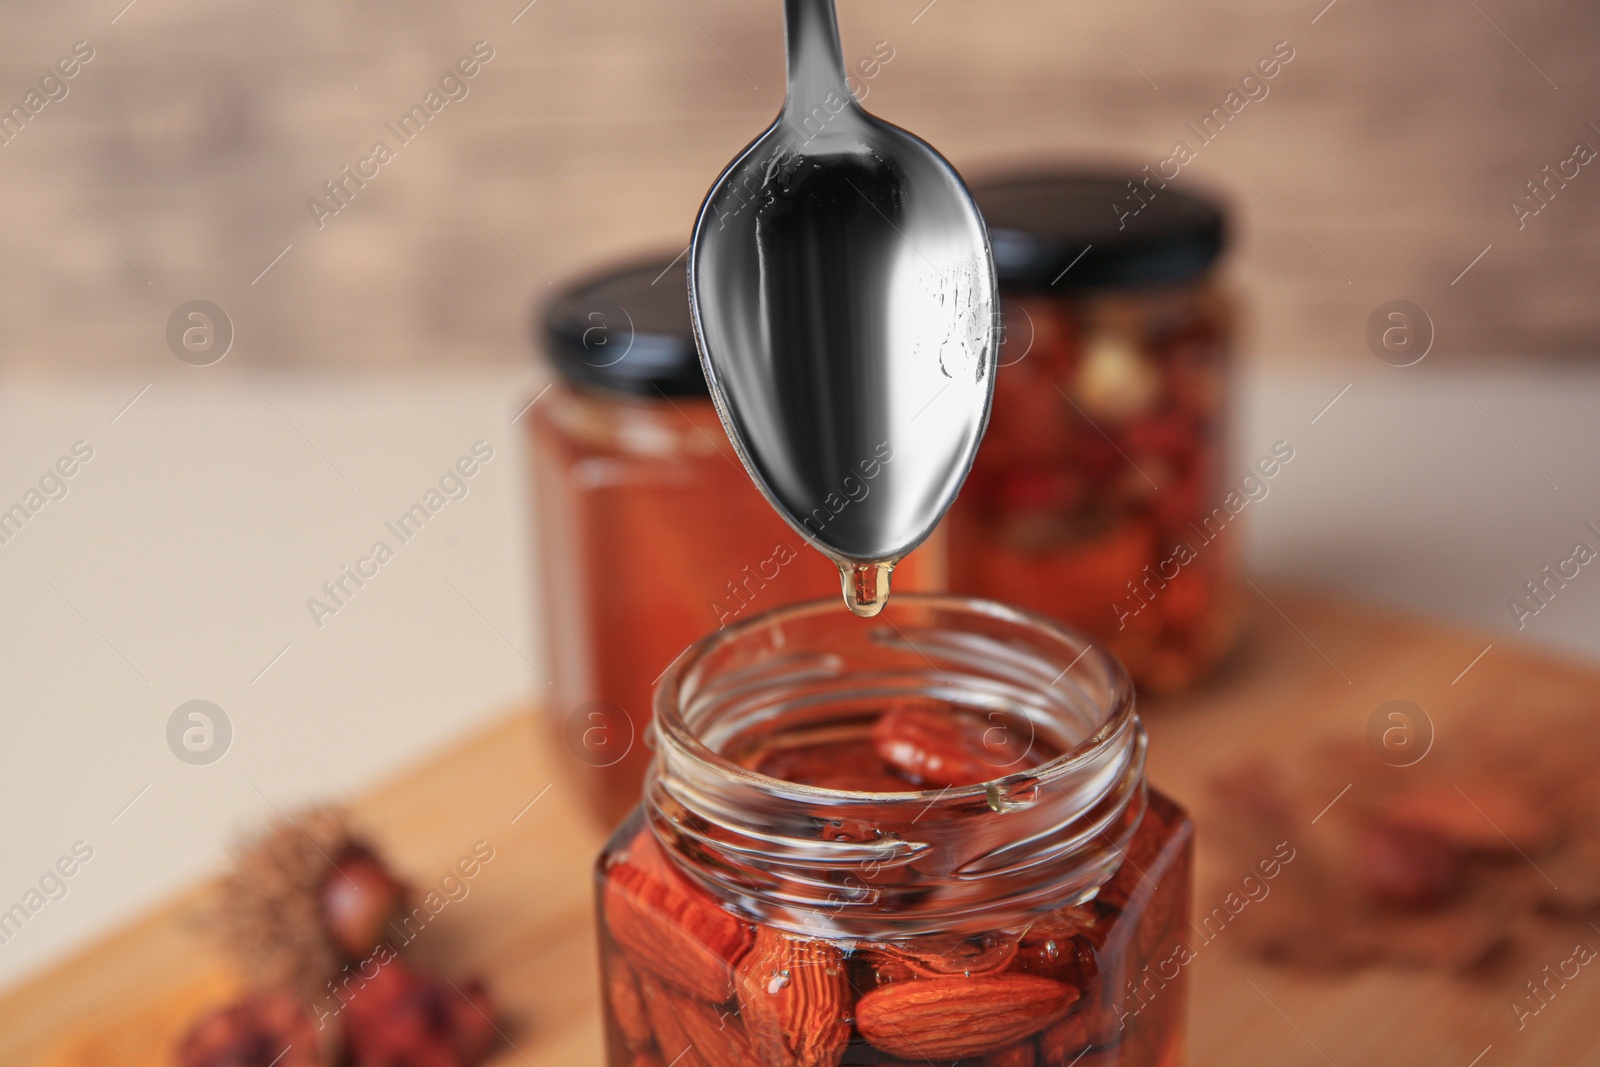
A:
647,595,1145,940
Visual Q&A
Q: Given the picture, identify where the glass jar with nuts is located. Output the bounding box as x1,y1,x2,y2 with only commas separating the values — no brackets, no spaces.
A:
949,172,1242,694
595,596,1192,1066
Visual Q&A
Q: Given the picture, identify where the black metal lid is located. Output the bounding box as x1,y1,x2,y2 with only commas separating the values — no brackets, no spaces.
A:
973,171,1227,293
540,256,707,397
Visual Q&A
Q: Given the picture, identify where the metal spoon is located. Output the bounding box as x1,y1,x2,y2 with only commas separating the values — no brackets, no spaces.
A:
688,0,997,617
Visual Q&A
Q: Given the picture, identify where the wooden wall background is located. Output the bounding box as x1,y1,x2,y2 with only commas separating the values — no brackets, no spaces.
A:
0,0,1596,371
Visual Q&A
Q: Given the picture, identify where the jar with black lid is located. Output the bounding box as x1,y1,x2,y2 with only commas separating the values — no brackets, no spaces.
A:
527,257,943,826
948,173,1243,693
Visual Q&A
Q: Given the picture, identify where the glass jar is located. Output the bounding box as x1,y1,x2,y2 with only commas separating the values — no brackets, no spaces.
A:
948,173,1242,693
528,258,942,828
595,596,1192,1067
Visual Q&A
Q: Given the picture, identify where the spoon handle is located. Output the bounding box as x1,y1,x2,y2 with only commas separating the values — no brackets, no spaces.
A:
784,0,852,112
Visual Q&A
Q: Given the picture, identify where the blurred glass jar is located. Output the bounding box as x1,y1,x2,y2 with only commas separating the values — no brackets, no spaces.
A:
528,258,944,827
948,173,1243,694
597,596,1192,1067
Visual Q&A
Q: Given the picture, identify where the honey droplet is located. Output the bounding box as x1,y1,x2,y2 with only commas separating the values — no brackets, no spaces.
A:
840,560,894,617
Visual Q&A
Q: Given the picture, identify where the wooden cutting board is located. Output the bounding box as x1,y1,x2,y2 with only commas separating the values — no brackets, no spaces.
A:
7,586,1598,1067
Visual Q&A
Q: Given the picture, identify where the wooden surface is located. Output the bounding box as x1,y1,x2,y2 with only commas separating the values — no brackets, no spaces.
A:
1,0,1598,373
8,586,1600,1067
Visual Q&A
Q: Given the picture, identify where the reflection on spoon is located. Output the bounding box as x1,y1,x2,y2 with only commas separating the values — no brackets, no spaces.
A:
688,0,998,617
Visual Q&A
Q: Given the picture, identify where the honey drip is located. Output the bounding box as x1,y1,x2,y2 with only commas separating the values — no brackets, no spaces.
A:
840,559,894,618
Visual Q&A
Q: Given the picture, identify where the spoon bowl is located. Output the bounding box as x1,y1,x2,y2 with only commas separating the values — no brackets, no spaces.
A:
689,0,997,615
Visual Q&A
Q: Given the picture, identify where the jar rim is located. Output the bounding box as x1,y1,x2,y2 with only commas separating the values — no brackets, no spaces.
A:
652,592,1136,803
646,593,1147,937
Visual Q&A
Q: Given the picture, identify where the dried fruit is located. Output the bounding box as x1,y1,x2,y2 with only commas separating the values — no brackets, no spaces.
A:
1356,822,1463,908
734,927,851,1067
322,847,405,959
855,974,1076,1060
1386,784,1551,853
175,992,327,1067
607,958,652,1050
603,832,753,1003
1205,693,1600,972
342,958,498,1067
871,702,1035,787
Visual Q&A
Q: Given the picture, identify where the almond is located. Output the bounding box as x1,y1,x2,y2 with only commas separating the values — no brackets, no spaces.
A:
1038,1011,1091,1065
752,739,914,792
735,927,851,1067
606,956,652,1050
1095,825,1170,914
863,956,919,988
855,973,1077,1060
1036,1004,1126,1062
871,701,1035,787
865,932,1021,979
638,975,702,1067
677,993,757,1067
980,1041,1038,1067
1014,907,1101,984
1135,874,1188,962
603,832,753,1003
1040,1037,1119,1067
